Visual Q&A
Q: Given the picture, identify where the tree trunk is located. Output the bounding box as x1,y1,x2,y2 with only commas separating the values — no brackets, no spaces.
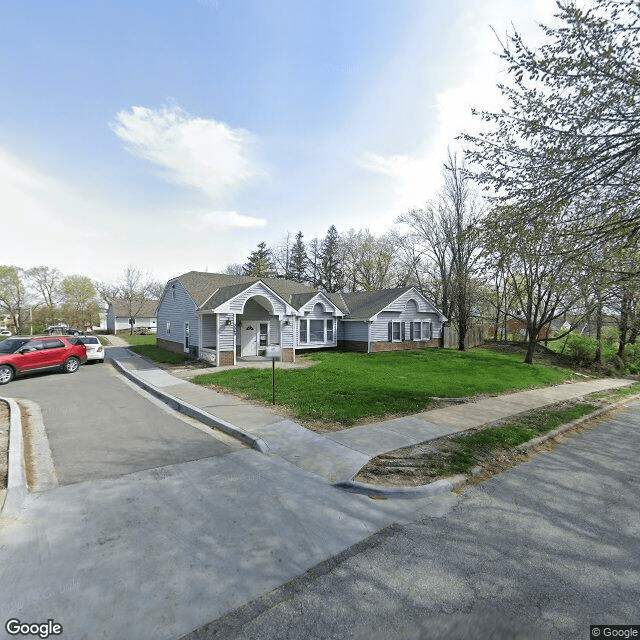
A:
524,327,538,364
594,303,603,364
618,293,629,358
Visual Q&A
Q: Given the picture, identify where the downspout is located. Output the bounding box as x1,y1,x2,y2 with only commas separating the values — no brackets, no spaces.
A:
215,314,220,367
232,313,236,366
198,310,203,360
367,320,372,353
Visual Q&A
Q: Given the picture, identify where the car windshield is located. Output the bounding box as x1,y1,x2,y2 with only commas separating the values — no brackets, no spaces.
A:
0,338,31,354
80,337,99,344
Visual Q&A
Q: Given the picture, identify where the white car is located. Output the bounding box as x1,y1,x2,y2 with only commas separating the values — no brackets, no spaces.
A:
73,336,105,362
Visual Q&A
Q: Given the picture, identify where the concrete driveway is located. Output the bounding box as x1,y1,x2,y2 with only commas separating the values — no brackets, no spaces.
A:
8,358,241,485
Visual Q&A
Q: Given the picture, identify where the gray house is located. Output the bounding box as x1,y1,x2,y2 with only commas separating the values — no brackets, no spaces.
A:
157,272,446,366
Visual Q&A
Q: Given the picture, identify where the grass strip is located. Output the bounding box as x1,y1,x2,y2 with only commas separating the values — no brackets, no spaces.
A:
415,403,598,478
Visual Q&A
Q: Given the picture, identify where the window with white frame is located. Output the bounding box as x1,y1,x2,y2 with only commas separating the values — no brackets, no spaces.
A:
310,319,324,342
299,318,335,344
166,321,171,335
411,321,432,340
390,321,402,341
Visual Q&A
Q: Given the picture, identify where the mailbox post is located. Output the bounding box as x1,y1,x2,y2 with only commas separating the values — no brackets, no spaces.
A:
265,346,281,404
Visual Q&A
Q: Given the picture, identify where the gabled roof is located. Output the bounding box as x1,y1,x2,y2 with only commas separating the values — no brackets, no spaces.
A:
109,298,158,317
339,288,413,319
171,271,316,309
339,287,444,320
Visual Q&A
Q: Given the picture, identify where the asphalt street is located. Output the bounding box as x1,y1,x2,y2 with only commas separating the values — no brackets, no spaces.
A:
9,359,241,485
187,401,640,640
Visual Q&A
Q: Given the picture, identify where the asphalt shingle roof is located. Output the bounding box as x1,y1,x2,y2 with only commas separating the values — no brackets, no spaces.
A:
174,272,316,310
109,298,158,317
339,288,415,319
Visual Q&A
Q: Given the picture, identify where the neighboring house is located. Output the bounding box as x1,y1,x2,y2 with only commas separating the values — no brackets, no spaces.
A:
107,298,158,334
157,272,447,366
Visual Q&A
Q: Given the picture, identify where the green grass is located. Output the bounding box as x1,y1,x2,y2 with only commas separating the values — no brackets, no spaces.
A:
587,383,640,402
129,344,187,364
427,403,598,477
192,349,577,426
116,334,156,346
115,334,187,364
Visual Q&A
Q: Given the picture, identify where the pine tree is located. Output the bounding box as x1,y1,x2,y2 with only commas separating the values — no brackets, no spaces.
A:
289,231,309,283
243,242,276,278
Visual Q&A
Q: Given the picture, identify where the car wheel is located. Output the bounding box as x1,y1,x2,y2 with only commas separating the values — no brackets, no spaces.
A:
0,365,14,385
63,357,81,373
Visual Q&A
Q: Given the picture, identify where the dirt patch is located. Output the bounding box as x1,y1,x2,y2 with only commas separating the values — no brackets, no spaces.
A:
355,400,617,489
0,401,8,490
16,402,36,491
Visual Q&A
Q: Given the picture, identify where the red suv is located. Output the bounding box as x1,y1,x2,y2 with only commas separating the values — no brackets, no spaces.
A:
0,336,87,385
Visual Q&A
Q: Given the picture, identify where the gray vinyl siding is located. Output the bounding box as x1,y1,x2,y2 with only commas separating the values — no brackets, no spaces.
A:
372,310,442,341
340,320,369,342
201,314,217,348
156,280,199,348
296,301,337,348
228,283,288,316
218,313,235,351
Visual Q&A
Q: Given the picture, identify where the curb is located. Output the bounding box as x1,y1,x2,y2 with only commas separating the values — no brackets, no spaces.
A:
339,392,640,499
0,397,27,518
335,474,467,498
515,394,640,453
109,357,269,453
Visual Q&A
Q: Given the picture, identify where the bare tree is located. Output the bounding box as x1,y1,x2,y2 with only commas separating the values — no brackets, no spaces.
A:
398,152,484,348
26,266,63,326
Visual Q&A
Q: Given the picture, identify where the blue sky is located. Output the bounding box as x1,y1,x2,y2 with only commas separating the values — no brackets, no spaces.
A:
1,0,557,284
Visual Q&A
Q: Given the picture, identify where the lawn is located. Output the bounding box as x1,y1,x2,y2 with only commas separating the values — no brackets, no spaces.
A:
117,334,187,364
192,348,577,427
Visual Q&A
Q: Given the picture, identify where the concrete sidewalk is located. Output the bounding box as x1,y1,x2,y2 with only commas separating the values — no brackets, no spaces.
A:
109,346,634,485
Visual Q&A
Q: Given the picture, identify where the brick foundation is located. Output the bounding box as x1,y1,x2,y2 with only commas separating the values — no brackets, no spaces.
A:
337,340,369,353
219,350,234,366
371,339,440,352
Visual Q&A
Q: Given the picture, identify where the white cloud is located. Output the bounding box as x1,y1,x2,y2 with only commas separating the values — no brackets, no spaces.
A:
186,210,267,229
111,105,263,199
356,0,559,218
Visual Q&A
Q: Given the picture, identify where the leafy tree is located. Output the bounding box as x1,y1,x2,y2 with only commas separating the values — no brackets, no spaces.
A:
0,266,28,333
484,209,582,364
464,0,640,256
60,275,100,330
243,241,276,278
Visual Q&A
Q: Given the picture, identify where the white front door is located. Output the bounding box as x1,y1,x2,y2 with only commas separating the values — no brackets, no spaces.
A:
241,322,257,356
